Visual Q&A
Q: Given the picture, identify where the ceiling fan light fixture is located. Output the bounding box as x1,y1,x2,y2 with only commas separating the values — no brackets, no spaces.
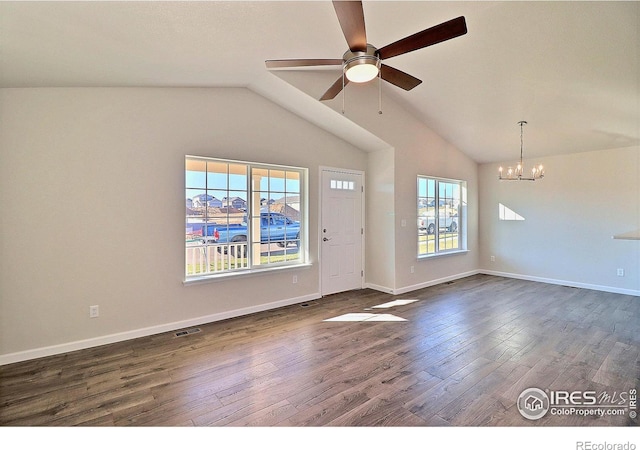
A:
343,44,380,83
344,57,379,82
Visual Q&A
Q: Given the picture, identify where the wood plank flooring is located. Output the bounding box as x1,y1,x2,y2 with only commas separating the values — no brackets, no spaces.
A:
1,275,638,426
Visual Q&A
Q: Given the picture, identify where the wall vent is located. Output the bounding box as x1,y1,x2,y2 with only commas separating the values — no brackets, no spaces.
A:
174,327,201,337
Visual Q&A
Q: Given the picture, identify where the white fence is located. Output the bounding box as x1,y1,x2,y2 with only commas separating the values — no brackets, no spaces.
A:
185,243,249,276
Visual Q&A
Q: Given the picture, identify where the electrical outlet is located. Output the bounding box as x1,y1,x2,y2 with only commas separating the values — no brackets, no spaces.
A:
490,256,496,262
617,268,624,277
410,266,415,274
89,305,99,318
293,275,298,284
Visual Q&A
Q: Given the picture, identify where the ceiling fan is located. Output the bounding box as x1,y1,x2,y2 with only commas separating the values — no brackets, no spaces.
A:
265,1,467,101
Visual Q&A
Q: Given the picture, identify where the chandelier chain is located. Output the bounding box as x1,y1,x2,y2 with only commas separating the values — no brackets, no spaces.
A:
520,121,524,165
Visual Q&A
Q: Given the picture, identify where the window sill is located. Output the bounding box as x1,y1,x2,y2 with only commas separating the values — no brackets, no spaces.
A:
183,262,313,286
418,249,469,260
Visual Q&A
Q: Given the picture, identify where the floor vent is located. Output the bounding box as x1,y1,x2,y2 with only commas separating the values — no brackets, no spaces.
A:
174,327,202,337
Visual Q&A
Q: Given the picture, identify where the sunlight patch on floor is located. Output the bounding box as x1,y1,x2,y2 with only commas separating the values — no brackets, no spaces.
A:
371,299,418,309
323,313,407,322
324,298,418,322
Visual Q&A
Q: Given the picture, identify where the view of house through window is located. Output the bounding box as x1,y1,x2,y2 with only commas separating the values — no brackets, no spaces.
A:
417,176,466,256
185,156,306,278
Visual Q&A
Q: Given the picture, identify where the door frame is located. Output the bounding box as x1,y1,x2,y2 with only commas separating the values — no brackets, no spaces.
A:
319,166,366,296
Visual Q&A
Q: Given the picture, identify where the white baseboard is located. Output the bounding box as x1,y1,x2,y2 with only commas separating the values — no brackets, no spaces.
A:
480,270,640,297
392,270,481,295
0,292,321,366
366,270,481,296
367,269,640,298
363,283,395,294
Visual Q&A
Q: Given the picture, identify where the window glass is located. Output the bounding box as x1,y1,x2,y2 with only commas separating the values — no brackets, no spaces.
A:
186,157,306,278
418,176,465,257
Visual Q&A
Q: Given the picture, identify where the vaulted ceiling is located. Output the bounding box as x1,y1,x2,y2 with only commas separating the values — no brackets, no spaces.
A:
1,1,638,163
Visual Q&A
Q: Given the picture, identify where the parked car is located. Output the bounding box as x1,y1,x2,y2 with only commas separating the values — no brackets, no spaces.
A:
201,212,300,247
418,214,458,234
427,199,448,207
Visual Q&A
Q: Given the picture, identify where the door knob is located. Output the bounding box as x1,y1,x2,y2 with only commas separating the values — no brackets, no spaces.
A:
323,237,331,242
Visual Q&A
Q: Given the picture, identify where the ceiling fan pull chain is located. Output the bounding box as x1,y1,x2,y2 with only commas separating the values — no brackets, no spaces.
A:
342,71,346,114
378,69,383,115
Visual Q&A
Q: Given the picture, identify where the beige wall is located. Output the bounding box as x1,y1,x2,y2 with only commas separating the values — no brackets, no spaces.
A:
365,147,396,292
325,83,480,294
0,87,368,361
479,146,640,294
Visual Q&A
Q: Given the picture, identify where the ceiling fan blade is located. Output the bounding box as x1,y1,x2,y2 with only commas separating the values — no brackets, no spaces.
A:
380,64,422,91
332,1,367,52
265,59,343,69
377,16,467,60
320,75,349,101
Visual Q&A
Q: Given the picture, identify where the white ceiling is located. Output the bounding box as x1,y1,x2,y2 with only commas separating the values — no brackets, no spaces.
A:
1,1,638,163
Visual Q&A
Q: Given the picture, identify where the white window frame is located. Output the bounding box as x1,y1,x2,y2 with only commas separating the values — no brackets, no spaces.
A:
417,175,467,258
185,156,308,281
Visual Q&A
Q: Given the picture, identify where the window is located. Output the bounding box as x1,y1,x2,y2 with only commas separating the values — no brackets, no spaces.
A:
330,178,355,190
417,176,466,257
185,156,306,278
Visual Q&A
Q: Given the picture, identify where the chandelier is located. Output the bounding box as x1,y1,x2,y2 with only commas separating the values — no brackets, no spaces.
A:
498,121,544,181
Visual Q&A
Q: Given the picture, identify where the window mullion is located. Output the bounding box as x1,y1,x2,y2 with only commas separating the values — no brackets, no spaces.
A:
247,164,253,268
435,181,440,253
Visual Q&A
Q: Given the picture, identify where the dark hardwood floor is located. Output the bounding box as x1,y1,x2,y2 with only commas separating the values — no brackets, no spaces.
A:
1,275,638,426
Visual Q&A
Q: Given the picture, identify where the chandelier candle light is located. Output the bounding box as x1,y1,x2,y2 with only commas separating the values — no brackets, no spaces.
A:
498,121,544,181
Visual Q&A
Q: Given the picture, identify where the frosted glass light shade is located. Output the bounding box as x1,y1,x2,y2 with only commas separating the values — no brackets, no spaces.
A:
345,61,379,83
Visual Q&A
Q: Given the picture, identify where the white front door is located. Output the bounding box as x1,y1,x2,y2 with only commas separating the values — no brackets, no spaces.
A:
320,168,364,296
